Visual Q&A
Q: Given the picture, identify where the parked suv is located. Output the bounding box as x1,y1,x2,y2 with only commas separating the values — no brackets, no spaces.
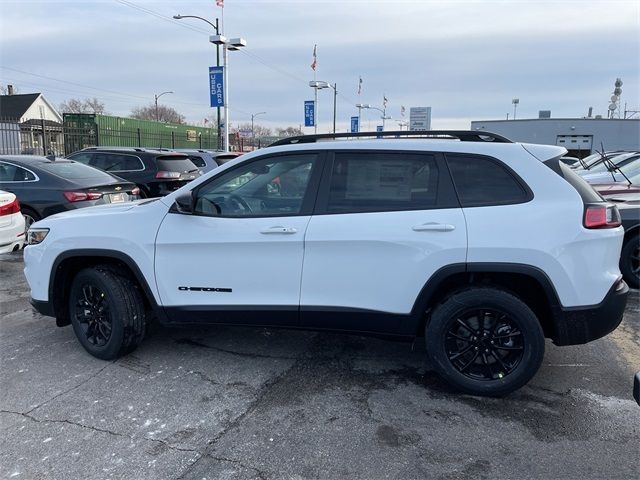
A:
66,147,201,197
25,131,628,396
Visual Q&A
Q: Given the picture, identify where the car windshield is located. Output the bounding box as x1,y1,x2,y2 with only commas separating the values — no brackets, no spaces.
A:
589,153,636,173
619,157,640,174
37,161,116,181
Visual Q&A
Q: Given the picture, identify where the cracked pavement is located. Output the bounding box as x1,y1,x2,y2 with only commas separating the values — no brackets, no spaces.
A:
1,251,639,479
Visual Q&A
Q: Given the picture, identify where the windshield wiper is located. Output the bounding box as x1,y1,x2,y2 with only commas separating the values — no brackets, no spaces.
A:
604,157,632,185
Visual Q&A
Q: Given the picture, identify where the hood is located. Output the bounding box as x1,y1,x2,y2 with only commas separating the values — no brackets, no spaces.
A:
45,198,157,221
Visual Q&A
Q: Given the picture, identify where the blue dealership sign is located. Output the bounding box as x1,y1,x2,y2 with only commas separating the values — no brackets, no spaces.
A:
209,66,224,108
376,125,383,138
350,116,359,133
304,100,315,127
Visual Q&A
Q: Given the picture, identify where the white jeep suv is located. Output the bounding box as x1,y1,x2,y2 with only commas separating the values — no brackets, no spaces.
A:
24,131,629,396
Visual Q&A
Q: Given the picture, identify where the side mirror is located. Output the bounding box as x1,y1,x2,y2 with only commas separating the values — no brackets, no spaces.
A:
174,192,194,214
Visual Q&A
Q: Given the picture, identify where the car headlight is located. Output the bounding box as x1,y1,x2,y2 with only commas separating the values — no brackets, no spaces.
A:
27,228,49,245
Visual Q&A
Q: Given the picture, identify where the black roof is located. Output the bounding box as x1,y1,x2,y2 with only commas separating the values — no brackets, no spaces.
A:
0,93,40,119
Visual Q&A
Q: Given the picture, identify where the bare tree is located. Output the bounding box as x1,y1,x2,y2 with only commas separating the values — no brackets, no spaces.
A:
131,104,185,124
276,126,303,137
59,97,106,114
232,122,272,137
0,84,19,95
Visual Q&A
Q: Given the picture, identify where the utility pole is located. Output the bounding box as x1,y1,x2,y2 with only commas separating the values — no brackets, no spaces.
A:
332,83,337,134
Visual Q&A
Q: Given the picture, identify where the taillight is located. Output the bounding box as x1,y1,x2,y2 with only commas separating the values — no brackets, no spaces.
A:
155,171,181,179
584,204,621,229
63,191,103,202
0,198,20,216
131,187,140,195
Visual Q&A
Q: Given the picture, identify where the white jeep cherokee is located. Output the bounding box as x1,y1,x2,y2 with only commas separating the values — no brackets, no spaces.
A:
24,131,629,396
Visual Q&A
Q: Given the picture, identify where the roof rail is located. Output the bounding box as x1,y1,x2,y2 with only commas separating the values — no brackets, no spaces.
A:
269,130,512,147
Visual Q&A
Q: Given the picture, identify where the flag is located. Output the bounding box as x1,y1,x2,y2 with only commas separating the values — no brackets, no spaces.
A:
383,95,388,108
204,118,209,125
401,105,405,117
311,44,317,71
216,0,224,7
357,76,362,95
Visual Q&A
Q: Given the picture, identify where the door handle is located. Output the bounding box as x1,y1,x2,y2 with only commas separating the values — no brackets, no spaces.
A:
412,222,456,232
260,226,298,234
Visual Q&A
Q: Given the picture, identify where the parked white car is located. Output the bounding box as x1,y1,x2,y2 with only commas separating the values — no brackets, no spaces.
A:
23,131,629,396
0,190,25,254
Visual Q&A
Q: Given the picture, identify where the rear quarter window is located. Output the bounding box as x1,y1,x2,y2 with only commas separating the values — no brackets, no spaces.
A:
446,154,531,207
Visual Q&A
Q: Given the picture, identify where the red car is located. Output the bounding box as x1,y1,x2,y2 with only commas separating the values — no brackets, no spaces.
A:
593,182,640,196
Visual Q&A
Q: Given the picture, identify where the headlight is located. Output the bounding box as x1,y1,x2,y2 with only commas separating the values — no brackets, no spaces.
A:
27,228,49,245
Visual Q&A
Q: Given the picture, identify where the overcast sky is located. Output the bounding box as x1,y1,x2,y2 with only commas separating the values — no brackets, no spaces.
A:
1,0,638,132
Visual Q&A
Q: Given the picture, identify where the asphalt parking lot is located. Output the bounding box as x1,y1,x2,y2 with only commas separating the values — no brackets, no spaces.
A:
1,250,639,480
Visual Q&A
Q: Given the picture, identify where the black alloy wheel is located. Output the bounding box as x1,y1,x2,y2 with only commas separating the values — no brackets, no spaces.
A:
73,283,112,347
69,266,146,360
445,308,524,381
426,287,545,396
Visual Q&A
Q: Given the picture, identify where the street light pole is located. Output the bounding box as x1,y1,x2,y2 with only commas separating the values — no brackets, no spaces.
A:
251,111,266,149
332,83,337,134
174,14,245,152
361,105,390,131
154,91,173,122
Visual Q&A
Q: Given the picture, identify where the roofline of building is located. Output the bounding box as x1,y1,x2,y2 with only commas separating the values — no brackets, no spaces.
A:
472,118,639,123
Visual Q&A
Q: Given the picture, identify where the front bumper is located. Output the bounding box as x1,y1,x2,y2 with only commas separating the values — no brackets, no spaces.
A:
553,278,629,346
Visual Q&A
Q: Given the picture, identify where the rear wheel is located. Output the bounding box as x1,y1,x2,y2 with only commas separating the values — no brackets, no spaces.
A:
21,207,39,232
68,265,146,360
425,288,545,397
620,235,640,289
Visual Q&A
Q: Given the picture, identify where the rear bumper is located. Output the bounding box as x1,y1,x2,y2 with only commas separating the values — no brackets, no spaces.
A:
553,278,629,346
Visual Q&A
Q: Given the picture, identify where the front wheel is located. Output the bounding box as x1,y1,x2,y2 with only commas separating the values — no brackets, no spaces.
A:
69,266,146,360
425,288,545,397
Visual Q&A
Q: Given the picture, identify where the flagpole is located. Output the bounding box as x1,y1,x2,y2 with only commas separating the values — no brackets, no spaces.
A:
313,44,317,134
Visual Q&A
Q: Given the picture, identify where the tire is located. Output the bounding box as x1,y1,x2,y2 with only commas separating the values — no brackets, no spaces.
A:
620,235,640,289
21,207,40,232
68,265,146,360
425,287,545,397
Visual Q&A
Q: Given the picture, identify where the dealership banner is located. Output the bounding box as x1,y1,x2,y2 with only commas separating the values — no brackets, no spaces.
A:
304,100,315,127
209,66,224,108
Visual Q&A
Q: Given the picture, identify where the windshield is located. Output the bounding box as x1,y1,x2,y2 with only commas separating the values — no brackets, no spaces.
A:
619,157,640,174
588,153,635,173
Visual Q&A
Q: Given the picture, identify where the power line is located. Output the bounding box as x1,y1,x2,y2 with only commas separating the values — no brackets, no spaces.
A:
111,0,358,111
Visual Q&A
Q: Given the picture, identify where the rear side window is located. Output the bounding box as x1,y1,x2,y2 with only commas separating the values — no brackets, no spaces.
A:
92,153,144,172
156,156,198,173
446,154,529,206
326,152,439,213
0,162,36,182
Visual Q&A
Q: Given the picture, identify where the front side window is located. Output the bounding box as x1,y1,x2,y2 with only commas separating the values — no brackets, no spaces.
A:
194,154,316,217
67,152,93,166
447,154,529,206
0,162,36,182
326,152,439,213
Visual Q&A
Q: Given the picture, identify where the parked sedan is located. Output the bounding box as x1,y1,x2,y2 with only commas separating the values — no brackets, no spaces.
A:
592,170,640,196
0,190,25,253
0,156,139,228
